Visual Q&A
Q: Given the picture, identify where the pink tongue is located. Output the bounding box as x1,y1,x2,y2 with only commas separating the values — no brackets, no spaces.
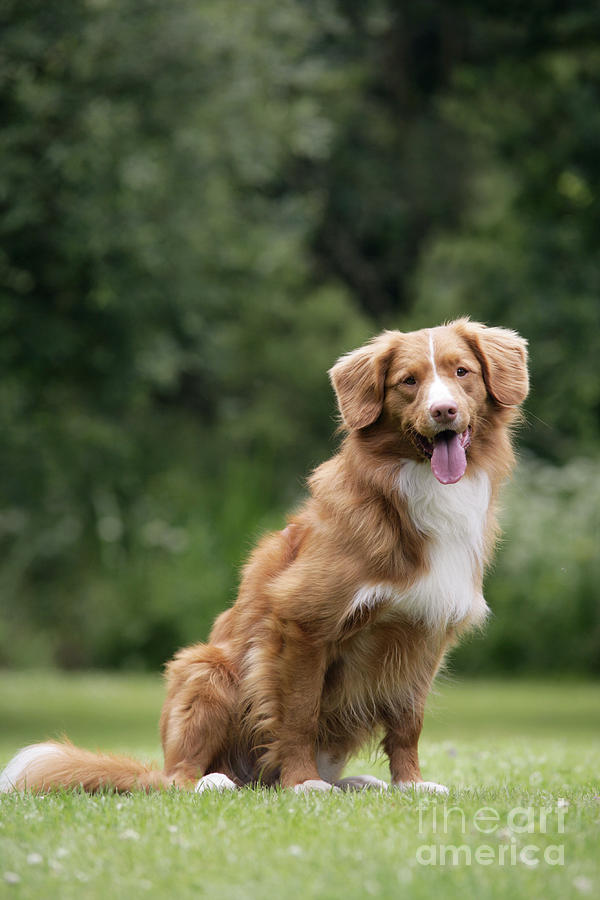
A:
431,432,467,485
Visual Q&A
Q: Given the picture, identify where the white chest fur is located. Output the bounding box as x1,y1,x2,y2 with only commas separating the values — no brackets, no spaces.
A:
350,462,491,630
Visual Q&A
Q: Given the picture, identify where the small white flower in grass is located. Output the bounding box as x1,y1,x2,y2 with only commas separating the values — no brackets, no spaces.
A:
174,837,191,850
288,845,303,857
573,876,593,894
49,860,64,873
55,847,69,859
120,829,140,841
26,853,43,865
167,825,178,834
4,872,20,885
557,797,569,809
529,771,542,786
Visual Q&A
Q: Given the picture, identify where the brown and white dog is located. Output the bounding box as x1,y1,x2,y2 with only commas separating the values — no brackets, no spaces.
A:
0,319,528,795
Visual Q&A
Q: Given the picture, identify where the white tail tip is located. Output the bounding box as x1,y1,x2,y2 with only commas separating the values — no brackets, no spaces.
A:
0,743,61,793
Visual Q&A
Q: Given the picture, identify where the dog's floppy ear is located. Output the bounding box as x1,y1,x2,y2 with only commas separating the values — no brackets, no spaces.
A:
329,334,395,430
458,321,529,407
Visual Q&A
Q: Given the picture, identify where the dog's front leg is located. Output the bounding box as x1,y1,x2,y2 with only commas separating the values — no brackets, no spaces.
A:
383,705,423,784
383,705,449,795
276,624,331,791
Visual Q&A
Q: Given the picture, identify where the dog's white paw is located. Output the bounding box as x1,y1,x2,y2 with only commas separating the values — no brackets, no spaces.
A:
292,779,337,794
395,780,449,795
335,775,389,792
195,773,237,794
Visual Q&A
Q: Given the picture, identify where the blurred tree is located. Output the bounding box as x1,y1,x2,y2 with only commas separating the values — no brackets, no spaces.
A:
308,1,476,319
0,0,598,669
0,0,369,666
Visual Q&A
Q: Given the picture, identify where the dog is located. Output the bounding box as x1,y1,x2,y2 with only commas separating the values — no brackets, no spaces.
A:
0,318,528,795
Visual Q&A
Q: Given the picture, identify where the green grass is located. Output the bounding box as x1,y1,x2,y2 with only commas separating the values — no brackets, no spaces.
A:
1,673,599,899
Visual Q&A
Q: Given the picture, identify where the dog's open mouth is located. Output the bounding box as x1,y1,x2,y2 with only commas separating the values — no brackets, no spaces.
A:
413,427,472,485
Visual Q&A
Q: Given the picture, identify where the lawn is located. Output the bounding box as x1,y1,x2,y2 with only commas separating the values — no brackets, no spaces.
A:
1,672,599,899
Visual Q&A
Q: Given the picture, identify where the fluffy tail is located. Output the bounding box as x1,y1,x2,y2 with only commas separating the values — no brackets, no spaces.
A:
0,741,170,793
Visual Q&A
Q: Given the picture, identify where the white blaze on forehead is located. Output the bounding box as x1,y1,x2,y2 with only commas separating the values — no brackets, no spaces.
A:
427,331,457,409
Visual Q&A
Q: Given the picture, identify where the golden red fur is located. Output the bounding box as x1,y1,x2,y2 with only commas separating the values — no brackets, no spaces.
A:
0,319,528,794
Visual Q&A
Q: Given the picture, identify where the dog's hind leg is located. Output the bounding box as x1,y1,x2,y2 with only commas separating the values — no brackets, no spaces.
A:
160,643,239,789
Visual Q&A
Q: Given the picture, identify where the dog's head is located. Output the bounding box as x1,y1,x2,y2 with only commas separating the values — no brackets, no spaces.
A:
329,319,529,484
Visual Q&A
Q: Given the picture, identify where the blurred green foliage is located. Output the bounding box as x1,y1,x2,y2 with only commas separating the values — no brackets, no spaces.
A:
451,457,600,675
0,0,599,671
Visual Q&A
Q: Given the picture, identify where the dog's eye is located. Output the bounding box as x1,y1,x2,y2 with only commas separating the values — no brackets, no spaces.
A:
456,367,468,377
402,376,417,386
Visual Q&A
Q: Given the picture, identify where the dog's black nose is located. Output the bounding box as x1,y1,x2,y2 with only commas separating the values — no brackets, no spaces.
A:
430,402,457,423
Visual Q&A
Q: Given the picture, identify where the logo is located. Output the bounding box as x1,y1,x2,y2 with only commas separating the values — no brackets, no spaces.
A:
415,800,568,867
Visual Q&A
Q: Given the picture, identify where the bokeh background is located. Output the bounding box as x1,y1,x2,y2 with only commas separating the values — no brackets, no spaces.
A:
1,0,599,675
